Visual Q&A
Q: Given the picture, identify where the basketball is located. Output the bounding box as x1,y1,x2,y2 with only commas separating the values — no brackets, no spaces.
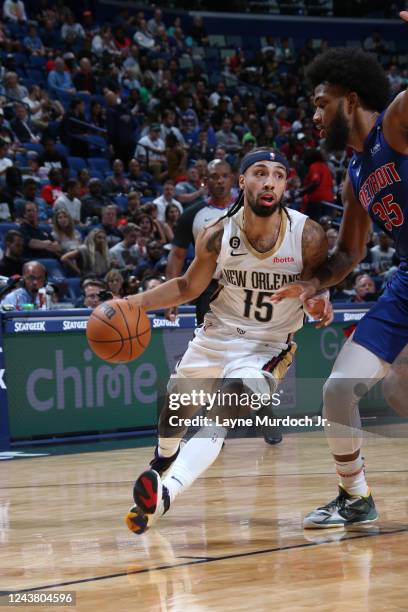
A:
86,299,151,363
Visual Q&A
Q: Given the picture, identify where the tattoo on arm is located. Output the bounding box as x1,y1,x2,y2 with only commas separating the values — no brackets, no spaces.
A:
301,219,328,281
205,228,223,255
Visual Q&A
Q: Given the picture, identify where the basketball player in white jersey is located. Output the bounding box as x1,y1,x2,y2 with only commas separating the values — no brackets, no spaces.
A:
125,148,333,534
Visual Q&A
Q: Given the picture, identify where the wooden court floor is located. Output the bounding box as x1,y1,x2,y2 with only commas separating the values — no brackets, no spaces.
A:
1,430,408,611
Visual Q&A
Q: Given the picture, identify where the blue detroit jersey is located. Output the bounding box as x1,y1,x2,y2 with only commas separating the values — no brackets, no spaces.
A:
348,111,408,266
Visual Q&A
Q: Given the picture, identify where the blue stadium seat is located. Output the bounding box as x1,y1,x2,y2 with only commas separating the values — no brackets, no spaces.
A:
55,143,69,157
88,157,111,176
114,195,128,211
64,277,82,302
89,170,104,181
36,258,67,282
23,142,44,155
68,157,87,174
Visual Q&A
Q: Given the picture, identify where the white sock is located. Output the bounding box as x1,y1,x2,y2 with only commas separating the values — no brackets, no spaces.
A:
335,452,369,497
163,425,227,503
158,437,182,458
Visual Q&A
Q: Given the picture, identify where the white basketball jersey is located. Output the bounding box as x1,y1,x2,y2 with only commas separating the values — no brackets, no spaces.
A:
209,208,307,343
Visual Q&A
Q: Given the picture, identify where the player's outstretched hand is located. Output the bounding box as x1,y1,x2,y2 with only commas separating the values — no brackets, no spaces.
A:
400,11,408,22
304,295,334,328
270,280,319,303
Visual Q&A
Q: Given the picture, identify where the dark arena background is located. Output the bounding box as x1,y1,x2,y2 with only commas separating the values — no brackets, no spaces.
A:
0,1,408,610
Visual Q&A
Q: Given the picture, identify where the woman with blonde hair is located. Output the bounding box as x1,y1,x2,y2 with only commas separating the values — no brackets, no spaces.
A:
52,209,82,253
104,269,124,299
61,228,112,278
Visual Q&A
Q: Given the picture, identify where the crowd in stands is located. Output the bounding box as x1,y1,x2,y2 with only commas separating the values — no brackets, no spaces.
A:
0,1,405,309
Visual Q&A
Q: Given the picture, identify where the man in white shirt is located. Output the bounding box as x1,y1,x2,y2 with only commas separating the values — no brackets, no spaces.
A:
109,223,141,270
0,139,13,176
3,0,27,22
370,231,396,274
54,179,82,224
153,181,183,222
136,123,165,181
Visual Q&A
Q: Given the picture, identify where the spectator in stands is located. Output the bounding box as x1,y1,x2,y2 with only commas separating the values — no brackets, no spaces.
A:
163,203,181,243
54,178,82,223
109,222,141,271
134,212,163,246
20,201,62,259
104,159,130,195
174,166,207,208
77,168,90,197
209,81,231,109
123,191,141,222
47,58,75,93
142,275,165,291
299,149,334,221
51,209,82,253
2,72,27,103
160,109,185,145
0,166,22,219
0,140,13,182
80,178,110,222
105,90,136,166
60,97,88,157
148,8,165,36
100,204,122,247
23,25,44,56
14,177,49,221
136,123,166,181
215,117,242,154
189,129,216,162
363,31,388,55
3,0,27,23
61,10,86,47
89,100,106,130
81,278,106,309
370,231,396,275
104,269,124,299
326,227,338,255
134,240,167,280
327,149,348,190
61,228,111,278
38,137,69,176
350,273,378,303
127,158,156,197
40,167,63,207
1,261,46,309
73,57,96,94
0,229,24,276
188,15,209,46
10,103,40,144
164,132,187,182
152,180,183,222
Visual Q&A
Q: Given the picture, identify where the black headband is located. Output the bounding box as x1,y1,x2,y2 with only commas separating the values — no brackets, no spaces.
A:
240,150,290,175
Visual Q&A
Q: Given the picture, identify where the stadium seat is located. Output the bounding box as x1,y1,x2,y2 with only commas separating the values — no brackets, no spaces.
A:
88,157,111,176
55,143,69,157
36,258,67,282
68,157,87,174
64,277,82,302
114,195,128,211
23,142,44,155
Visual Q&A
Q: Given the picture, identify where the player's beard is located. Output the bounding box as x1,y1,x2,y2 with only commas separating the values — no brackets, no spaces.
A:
325,101,350,152
247,191,282,217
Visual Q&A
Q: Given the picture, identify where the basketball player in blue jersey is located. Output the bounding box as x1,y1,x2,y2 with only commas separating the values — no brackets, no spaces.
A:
124,147,333,535
273,20,408,528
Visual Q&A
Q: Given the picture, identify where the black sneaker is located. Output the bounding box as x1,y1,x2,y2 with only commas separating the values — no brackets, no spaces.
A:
303,486,378,529
149,445,180,475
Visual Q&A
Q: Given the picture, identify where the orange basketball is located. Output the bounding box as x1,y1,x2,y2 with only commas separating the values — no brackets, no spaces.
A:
86,299,151,363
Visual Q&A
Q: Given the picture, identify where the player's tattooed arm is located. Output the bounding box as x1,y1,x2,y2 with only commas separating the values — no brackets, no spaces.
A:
204,226,223,255
300,219,329,281
128,224,223,311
